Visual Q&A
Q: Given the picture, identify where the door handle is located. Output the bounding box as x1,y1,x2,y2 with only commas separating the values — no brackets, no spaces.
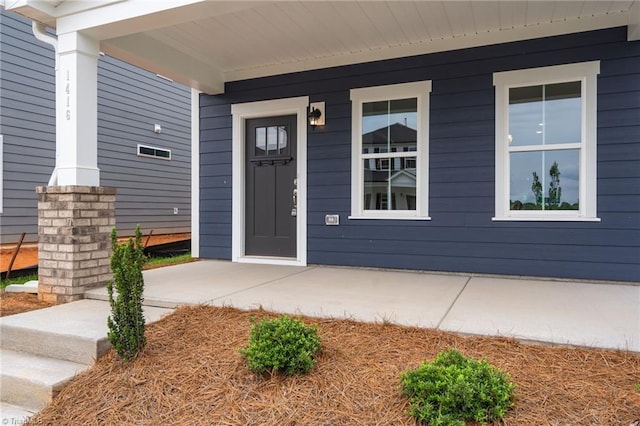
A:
291,180,298,217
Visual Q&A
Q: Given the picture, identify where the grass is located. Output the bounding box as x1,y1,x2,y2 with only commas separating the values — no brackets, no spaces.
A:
145,253,192,268
0,273,38,290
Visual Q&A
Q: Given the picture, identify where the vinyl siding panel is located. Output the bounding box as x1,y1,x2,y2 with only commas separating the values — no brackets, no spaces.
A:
0,9,191,243
200,26,640,282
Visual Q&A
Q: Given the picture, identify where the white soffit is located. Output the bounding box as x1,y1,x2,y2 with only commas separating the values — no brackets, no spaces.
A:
130,0,636,84
5,1,637,93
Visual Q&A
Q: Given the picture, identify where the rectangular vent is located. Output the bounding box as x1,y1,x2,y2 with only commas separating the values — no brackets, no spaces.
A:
137,144,171,160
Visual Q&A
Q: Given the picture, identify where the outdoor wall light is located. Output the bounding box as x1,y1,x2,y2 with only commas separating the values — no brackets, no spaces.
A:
308,102,325,129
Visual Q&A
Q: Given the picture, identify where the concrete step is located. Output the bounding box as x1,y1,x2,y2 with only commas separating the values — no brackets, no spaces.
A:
4,280,38,294
0,402,36,425
0,349,90,411
0,299,172,364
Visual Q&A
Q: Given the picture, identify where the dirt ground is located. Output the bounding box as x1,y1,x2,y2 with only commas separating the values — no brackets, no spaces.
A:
0,292,53,317
28,305,640,425
0,233,190,272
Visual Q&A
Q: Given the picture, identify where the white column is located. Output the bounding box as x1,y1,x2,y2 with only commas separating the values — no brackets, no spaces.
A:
191,88,200,258
55,31,100,186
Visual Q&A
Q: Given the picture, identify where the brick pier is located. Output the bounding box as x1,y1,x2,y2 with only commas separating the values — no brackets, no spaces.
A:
36,186,116,304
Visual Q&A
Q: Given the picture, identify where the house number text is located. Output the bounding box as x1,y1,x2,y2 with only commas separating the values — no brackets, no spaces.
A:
65,70,71,120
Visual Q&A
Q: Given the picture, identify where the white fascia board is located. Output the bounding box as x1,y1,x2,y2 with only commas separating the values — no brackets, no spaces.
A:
50,0,125,18
4,0,122,17
57,0,260,39
3,0,123,26
56,0,204,34
225,11,629,82
3,1,56,26
101,33,224,94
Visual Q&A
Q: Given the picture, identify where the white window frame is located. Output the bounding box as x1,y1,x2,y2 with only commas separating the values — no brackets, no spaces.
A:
493,61,600,222
349,81,431,220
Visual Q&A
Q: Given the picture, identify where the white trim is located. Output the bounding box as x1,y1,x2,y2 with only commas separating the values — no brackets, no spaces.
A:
231,96,308,266
190,88,200,258
493,61,600,221
350,81,431,220
508,143,581,153
492,217,601,222
628,0,640,41
493,62,601,87
348,216,432,221
236,256,304,267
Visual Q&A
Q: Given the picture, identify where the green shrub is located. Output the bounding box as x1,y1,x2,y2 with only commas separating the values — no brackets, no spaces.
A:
107,226,147,362
400,349,515,426
239,315,321,375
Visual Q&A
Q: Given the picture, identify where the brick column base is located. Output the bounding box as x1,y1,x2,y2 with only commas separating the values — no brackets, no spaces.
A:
36,186,116,304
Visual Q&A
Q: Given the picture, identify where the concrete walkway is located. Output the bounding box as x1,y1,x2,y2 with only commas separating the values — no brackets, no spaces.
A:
85,260,640,352
0,300,171,424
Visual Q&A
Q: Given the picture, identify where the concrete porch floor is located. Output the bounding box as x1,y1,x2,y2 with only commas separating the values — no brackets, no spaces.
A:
85,260,640,352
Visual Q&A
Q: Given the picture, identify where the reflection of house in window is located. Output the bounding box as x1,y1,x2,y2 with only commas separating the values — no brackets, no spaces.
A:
362,123,417,211
255,126,287,157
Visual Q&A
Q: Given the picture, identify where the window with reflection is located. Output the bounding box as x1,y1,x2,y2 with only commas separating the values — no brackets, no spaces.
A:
255,126,288,157
508,82,581,211
350,81,431,219
493,61,600,221
362,98,418,211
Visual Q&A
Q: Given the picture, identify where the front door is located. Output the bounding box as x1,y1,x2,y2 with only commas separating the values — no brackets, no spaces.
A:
245,115,297,257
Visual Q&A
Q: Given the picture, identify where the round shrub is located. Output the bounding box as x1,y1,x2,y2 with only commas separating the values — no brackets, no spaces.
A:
400,349,515,426
239,315,321,375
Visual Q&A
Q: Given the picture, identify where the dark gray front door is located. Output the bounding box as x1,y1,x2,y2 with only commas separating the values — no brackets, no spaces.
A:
245,115,297,257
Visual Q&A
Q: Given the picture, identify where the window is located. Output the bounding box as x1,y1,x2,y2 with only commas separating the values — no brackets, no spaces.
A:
350,81,431,219
254,126,288,157
137,144,171,160
493,61,600,221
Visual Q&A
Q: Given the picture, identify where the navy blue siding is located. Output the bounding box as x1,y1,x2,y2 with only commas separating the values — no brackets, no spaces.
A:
0,9,192,242
200,27,640,282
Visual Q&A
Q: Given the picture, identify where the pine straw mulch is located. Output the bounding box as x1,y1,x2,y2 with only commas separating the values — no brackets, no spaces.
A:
0,292,52,317
29,305,640,426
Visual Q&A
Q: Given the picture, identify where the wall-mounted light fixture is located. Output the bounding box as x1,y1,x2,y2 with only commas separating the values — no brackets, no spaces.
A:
154,124,162,134
308,102,325,129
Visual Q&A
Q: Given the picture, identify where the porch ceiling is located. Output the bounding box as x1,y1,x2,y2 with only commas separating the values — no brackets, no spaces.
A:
5,1,639,94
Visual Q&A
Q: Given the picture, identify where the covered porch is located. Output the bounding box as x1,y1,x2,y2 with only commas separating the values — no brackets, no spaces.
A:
3,0,639,300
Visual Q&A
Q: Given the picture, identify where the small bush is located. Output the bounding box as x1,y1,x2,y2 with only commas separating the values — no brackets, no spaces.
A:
239,315,321,375
107,226,147,362
400,349,515,426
